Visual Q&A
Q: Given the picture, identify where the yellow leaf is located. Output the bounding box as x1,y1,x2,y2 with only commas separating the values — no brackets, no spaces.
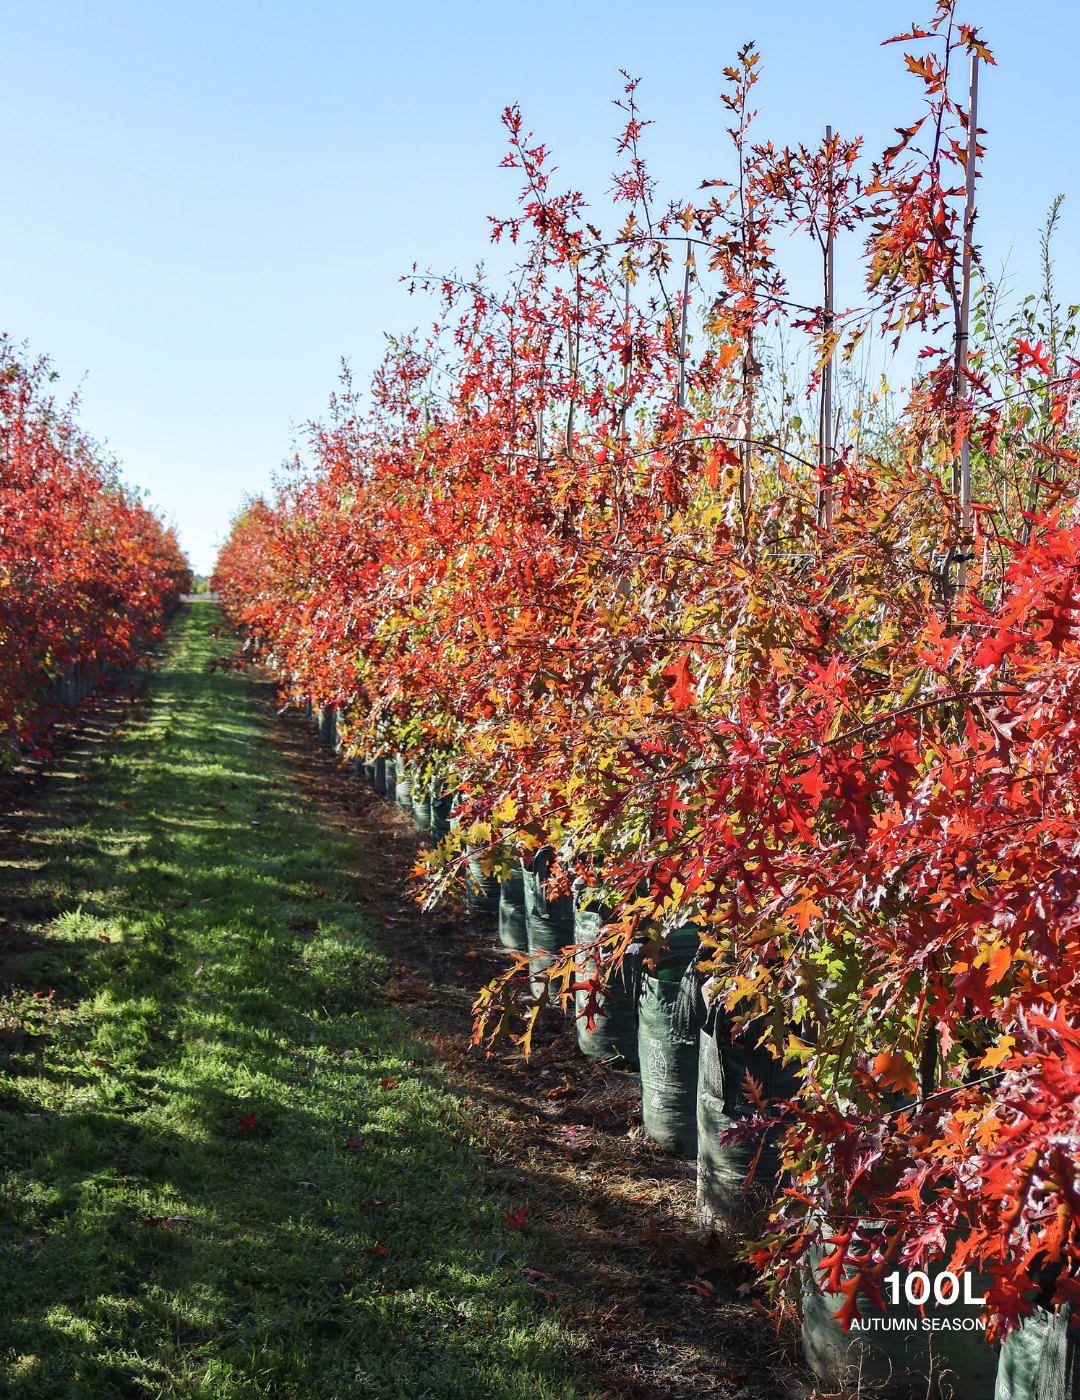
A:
785,1034,815,1064
979,1035,1015,1070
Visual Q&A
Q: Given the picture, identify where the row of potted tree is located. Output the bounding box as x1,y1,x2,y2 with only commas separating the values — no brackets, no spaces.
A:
0,338,191,764
213,7,1080,1394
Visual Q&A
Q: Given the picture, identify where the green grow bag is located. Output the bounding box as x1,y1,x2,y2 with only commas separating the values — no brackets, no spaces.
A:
412,782,432,833
432,790,455,843
395,760,413,810
384,757,397,803
696,1012,801,1229
636,930,701,1156
996,1303,1080,1400
374,756,387,796
523,849,575,999
802,1234,996,1399
498,866,528,950
574,902,638,1067
466,854,501,918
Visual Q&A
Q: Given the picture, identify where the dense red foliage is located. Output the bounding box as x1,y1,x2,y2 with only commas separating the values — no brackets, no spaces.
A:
0,338,191,761
214,3,1080,1340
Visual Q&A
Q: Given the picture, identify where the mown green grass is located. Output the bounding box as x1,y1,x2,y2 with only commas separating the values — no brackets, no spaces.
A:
0,605,587,1400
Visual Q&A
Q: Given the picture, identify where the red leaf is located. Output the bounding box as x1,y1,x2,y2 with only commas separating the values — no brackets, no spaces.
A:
504,1204,529,1231
238,1113,258,1136
662,655,696,711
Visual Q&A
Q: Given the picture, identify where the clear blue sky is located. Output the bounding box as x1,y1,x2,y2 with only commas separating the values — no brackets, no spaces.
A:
2,1,1074,573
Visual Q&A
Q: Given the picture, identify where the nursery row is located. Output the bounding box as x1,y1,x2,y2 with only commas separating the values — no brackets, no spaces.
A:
311,708,1028,1398
0,338,190,764
213,4,1080,1392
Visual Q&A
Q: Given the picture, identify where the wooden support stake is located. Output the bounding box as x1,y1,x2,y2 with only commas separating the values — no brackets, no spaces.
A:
677,239,692,409
955,54,980,596
621,277,630,439
819,126,835,530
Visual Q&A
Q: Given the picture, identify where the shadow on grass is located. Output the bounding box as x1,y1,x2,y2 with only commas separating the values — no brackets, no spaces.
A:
0,605,588,1400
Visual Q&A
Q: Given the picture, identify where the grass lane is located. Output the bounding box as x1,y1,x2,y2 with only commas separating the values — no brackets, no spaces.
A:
0,603,587,1400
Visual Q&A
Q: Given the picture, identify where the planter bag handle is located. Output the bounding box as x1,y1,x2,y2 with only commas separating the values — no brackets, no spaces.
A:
670,946,704,1046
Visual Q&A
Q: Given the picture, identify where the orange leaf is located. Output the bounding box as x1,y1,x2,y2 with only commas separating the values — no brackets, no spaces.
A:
871,1050,918,1096
662,655,695,711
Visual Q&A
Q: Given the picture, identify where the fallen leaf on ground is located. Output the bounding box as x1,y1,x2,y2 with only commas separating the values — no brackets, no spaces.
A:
364,1243,389,1259
521,1267,556,1283
90,1058,113,1070
344,1135,366,1152
683,1281,715,1298
504,1204,529,1231
175,901,189,910
297,1181,321,1190
464,951,480,961
238,1113,258,1135
380,1077,395,1090
546,1077,578,1100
